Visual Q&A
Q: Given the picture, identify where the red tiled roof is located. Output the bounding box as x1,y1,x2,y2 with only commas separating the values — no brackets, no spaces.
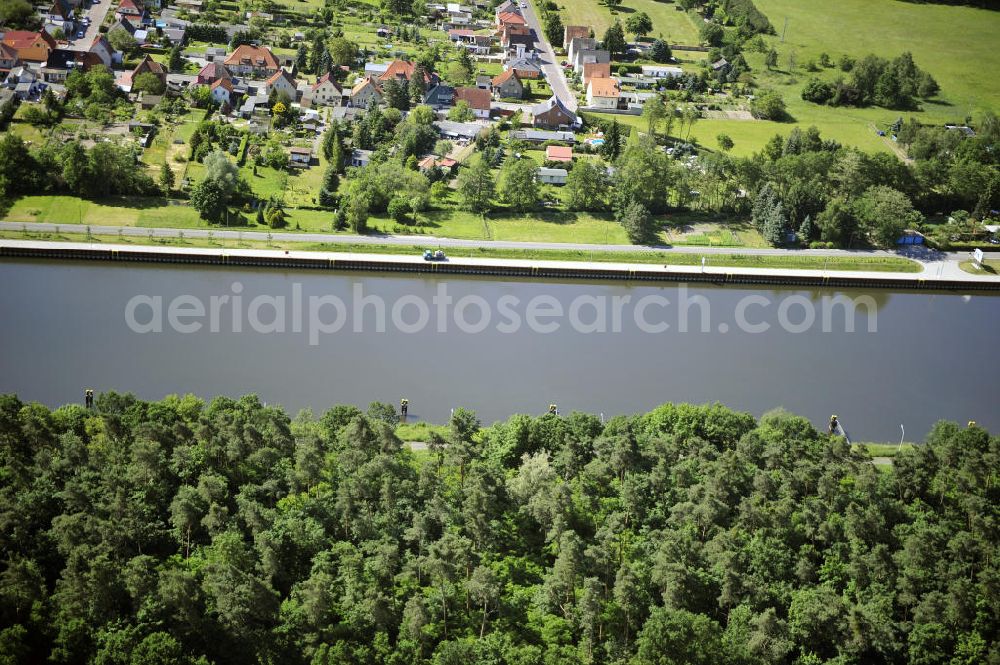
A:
378,59,431,83
498,11,526,25
455,86,491,111
210,77,233,91
311,72,341,92
491,69,520,87
546,145,572,162
266,68,296,87
588,77,619,98
224,44,279,70
2,31,57,51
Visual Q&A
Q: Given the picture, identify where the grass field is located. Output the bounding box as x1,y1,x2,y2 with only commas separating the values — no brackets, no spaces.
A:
585,0,999,155
0,228,923,273
860,443,916,458
4,194,776,247
552,0,701,45
960,259,1000,275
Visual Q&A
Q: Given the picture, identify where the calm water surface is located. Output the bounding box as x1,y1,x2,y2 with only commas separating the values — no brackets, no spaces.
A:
1,259,997,441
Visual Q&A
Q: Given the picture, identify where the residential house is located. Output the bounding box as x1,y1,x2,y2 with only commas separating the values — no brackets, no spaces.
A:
454,86,491,119
537,167,567,185
224,44,280,77
567,37,597,65
40,49,78,82
509,129,576,143
364,62,389,78
640,64,683,79
210,77,234,106
417,155,457,174
5,65,37,90
239,92,269,118
0,88,18,118
89,36,114,68
0,43,20,73
449,28,475,45
197,61,230,85
133,29,149,45
582,61,610,88
266,69,297,101
107,18,136,43
437,120,482,140
448,30,492,55
423,83,454,109
289,146,312,167
572,48,610,74
378,59,432,84
586,77,620,109
531,95,577,129
43,0,75,36
545,145,572,163
475,74,492,90
491,69,523,99
307,72,344,107
494,0,518,20
2,31,57,63
506,56,541,79
164,27,186,44
129,55,166,88
115,0,146,23
351,149,372,167
350,76,382,108
563,25,589,50
503,32,535,57
496,11,526,32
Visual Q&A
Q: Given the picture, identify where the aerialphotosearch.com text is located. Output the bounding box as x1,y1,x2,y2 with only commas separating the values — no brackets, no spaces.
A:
124,281,879,345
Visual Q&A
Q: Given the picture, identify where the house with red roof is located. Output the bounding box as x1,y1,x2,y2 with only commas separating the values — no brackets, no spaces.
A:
265,69,297,100
496,11,526,32
454,86,491,119
224,44,279,77
197,61,230,85
378,59,432,84
491,69,523,100
210,77,234,106
115,0,146,22
0,43,20,73
307,72,344,107
545,145,573,162
2,31,57,63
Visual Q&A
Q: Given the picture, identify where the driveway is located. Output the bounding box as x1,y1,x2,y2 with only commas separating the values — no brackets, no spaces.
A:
520,0,578,111
69,0,113,52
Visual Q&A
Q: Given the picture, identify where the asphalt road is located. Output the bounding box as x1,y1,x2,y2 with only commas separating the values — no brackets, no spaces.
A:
2,221,978,273
520,0,578,111
69,0,112,52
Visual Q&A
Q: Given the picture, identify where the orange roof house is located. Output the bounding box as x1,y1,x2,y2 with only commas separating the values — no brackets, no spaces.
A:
224,44,279,76
2,31,57,63
454,86,491,114
582,62,611,87
563,25,590,50
378,59,432,83
545,145,573,162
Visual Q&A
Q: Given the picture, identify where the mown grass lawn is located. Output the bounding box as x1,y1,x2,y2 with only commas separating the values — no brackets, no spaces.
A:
585,0,999,155
550,0,700,45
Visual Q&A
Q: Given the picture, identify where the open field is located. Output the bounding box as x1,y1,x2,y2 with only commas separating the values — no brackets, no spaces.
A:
3,195,774,247
586,0,999,155
0,228,923,272
551,0,701,45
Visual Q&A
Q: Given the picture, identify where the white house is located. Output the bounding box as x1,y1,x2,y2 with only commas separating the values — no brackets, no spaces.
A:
351,149,372,168
585,77,620,109
537,167,568,185
640,65,683,79
210,77,233,106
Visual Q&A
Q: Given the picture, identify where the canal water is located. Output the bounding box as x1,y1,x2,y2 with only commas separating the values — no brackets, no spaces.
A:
1,259,997,441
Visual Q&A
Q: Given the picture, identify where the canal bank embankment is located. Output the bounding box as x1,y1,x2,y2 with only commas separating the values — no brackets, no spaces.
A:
3,239,999,292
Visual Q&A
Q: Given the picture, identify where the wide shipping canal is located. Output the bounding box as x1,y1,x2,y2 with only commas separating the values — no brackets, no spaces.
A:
1,259,997,441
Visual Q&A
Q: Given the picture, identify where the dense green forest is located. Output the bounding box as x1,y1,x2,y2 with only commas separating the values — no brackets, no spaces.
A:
0,393,997,665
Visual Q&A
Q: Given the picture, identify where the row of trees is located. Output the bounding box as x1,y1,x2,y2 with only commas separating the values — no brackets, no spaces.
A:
0,392,995,664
